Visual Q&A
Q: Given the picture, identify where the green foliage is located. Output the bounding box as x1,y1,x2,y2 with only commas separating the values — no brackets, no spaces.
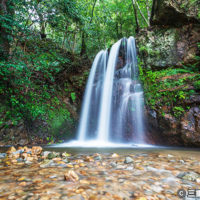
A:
0,0,153,141
139,60,199,118
194,80,200,90
47,105,74,138
173,106,185,118
0,36,78,138
1,0,153,58
139,46,160,57
70,92,76,102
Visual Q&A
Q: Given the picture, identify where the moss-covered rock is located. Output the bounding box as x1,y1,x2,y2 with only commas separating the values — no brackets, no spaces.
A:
181,107,200,145
137,24,200,69
137,0,200,147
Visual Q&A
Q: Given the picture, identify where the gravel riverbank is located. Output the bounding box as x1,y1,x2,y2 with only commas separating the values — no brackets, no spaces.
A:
0,146,200,200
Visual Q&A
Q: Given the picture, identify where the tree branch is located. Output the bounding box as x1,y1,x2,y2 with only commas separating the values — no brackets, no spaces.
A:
132,0,140,33
134,0,150,26
146,0,151,21
90,0,97,24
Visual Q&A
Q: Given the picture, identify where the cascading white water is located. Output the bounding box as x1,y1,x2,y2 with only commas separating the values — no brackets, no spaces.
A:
77,50,107,141
97,39,122,142
58,36,146,147
111,37,145,144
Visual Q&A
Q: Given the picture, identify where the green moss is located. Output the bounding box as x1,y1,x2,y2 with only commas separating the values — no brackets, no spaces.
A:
194,80,200,90
173,106,185,118
139,59,199,118
70,92,76,102
47,105,75,139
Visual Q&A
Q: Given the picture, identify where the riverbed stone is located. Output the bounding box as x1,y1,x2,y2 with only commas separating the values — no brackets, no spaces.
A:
64,170,79,182
6,146,16,154
110,162,117,168
111,153,119,158
0,153,6,159
150,185,163,193
47,152,58,159
94,155,102,161
0,148,200,200
42,151,51,158
181,172,200,182
25,161,33,165
124,157,133,164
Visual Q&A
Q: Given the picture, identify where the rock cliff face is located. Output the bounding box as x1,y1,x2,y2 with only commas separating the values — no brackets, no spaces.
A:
138,24,200,69
151,0,200,26
137,0,200,146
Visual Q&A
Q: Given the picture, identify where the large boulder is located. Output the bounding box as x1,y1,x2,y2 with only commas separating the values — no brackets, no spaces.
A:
181,107,200,145
137,0,200,147
137,24,200,69
146,103,200,146
151,0,200,26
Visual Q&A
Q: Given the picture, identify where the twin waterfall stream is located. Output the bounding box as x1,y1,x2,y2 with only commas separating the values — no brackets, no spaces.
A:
61,37,146,147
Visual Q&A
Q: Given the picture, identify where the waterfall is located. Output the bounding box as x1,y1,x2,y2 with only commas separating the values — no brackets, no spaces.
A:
77,50,108,141
97,39,122,142
111,36,145,143
60,36,146,147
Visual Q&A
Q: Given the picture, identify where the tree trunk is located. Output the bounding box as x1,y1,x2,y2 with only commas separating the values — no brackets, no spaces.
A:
116,22,120,38
120,12,123,38
40,22,46,39
132,0,140,33
35,2,46,39
80,32,86,56
0,0,10,60
72,31,77,55
80,0,97,56
90,0,97,23
135,0,150,26
146,0,151,22
38,13,46,39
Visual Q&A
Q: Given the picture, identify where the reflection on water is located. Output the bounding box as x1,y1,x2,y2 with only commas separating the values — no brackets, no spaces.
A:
44,145,200,158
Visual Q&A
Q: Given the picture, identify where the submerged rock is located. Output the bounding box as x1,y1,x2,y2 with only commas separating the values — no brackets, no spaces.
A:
177,171,200,182
25,161,33,165
0,153,6,159
64,170,79,182
111,153,119,158
0,148,200,199
31,146,43,155
94,155,102,161
6,146,16,154
40,160,54,168
150,185,163,193
110,162,117,168
124,157,134,164
42,151,51,158
17,158,23,163
47,152,58,159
